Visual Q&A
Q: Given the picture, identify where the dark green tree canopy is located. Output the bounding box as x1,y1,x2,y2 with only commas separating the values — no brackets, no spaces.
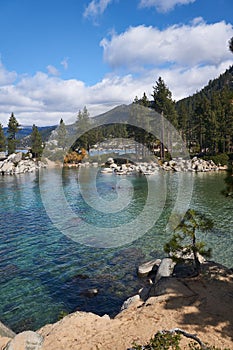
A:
151,77,178,127
229,36,233,54
7,113,20,155
0,123,6,152
57,118,67,150
164,209,213,275
30,124,43,158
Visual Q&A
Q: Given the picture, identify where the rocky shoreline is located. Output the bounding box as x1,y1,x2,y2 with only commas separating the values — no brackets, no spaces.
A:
0,152,46,175
0,257,232,350
64,156,227,176
0,151,228,176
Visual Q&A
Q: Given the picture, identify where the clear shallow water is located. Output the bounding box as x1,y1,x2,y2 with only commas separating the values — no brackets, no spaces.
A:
0,168,232,332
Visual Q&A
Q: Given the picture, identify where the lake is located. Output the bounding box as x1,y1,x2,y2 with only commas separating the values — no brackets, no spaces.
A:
0,167,232,333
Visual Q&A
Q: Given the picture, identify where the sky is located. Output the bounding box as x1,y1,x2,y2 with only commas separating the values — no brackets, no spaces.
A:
0,0,233,127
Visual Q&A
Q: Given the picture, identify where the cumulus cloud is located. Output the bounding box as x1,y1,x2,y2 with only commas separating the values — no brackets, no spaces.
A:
0,19,232,127
46,65,60,76
100,19,233,68
83,0,113,19
139,0,196,13
1,59,232,128
0,61,17,86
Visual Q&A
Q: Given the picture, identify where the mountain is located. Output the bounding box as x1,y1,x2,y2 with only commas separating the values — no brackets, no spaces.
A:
3,125,57,148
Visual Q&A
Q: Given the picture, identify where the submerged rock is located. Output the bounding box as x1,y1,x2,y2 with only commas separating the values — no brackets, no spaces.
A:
81,288,99,298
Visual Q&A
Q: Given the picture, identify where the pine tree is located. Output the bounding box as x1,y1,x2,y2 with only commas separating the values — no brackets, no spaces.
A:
151,77,178,159
57,118,67,150
30,124,43,158
229,37,233,53
164,209,213,275
74,106,91,152
7,113,20,155
0,123,6,152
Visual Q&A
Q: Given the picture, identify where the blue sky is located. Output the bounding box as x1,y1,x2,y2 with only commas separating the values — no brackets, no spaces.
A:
0,0,232,126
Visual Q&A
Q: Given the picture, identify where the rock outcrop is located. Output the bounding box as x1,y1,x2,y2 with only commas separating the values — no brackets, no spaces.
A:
161,156,222,172
0,153,46,175
0,262,232,350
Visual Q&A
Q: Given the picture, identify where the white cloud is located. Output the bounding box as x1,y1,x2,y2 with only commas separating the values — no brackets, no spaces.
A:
0,61,17,86
0,19,233,128
61,57,69,70
100,20,233,68
83,0,113,19
1,60,232,128
139,0,196,13
46,65,60,76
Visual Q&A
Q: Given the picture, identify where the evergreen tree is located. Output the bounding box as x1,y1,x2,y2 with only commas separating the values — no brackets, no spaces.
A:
229,37,233,53
222,162,233,197
30,124,43,158
7,113,20,155
134,92,150,107
151,77,178,158
164,209,213,275
57,118,67,150
74,106,91,152
151,77,178,126
0,123,6,152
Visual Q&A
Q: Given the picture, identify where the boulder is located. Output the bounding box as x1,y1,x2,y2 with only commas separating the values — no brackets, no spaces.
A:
1,162,14,174
107,157,114,164
170,250,206,264
5,331,44,350
7,152,23,163
137,259,161,277
154,258,176,283
0,152,6,160
0,320,15,338
121,295,140,311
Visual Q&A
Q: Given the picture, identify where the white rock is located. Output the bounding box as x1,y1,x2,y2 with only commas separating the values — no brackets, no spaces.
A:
5,331,44,350
154,258,176,283
121,294,140,311
137,259,161,277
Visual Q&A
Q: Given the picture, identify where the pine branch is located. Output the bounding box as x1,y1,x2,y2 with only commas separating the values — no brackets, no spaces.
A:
159,328,208,349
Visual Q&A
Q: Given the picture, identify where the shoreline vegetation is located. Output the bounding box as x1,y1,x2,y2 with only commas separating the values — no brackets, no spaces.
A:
0,258,232,349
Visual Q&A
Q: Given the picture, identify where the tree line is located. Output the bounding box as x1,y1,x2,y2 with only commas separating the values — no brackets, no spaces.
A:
0,113,43,158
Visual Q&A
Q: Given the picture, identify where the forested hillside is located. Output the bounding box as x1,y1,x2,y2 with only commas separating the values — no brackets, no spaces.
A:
176,65,233,154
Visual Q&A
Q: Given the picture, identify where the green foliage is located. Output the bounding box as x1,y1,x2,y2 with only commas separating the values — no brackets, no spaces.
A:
30,124,43,158
176,66,233,155
57,118,67,150
58,310,69,320
131,332,230,350
151,77,178,128
164,209,213,274
203,153,229,166
73,106,92,151
229,37,233,54
131,332,182,350
7,113,20,155
222,162,233,197
0,123,6,152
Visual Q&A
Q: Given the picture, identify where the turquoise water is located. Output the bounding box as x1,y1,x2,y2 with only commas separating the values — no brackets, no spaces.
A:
0,168,232,333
